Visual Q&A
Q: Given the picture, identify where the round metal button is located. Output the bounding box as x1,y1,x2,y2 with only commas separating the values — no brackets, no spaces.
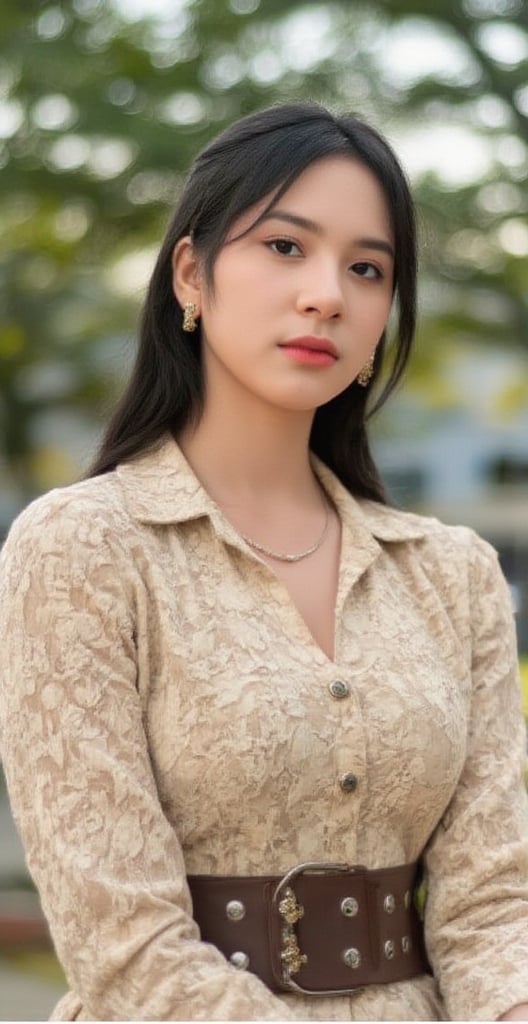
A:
340,896,359,918
226,899,246,922
230,951,250,970
404,889,411,909
384,939,395,960
402,935,411,954
343,947,361,969
383,893,396,914
328,679,350,700
339,772,359,793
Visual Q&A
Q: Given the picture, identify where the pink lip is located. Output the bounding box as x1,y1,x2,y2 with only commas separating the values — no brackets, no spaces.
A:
279,336,339,366
281,335,338,357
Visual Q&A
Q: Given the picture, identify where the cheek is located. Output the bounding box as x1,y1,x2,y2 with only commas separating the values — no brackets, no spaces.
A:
211,247,287,308
372,288,394,329
203,272,254,329
351,293,392,341
202,276,273,340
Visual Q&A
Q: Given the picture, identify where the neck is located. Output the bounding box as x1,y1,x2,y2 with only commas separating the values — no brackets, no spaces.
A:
178,388,319,511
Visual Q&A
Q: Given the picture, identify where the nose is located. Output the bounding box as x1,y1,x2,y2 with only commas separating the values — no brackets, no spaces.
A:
295,264,345,320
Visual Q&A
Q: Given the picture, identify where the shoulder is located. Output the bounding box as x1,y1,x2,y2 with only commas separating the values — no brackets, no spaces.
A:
360,499,503,590
1,472,132,569
317,454,501,584
0,475,144,627
360,498,487,551
361,503,516,645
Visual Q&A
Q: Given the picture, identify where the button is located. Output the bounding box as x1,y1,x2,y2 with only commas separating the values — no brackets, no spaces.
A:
230,951,250,970
383,893,395,914
404,889,411,909
384,939,395,960
343,947,361,968
340,896,359,917
226,899,245,921
402,935,411,954
328,679,350,699
339,772,359,793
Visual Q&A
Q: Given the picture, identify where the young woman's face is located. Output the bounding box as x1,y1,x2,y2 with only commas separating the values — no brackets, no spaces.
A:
197,155,395,414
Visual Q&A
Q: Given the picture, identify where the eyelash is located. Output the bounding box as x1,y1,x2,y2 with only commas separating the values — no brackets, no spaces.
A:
267,237,302,257
353,262,382,280
265,238,383,280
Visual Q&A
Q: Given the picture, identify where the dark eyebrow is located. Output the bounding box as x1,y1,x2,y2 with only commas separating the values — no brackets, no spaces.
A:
258,210,395,260
259,210,323,235
356,237,395,260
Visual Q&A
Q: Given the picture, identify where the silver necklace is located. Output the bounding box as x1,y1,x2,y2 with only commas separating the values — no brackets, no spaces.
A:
238,502,330,563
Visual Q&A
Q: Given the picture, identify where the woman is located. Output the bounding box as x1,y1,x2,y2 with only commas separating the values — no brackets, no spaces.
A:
1,103,527,1021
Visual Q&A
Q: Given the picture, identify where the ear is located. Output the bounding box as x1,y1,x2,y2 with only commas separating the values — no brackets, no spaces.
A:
171,236,202,313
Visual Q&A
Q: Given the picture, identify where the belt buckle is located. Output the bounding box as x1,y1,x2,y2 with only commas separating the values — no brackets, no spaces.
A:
271,860,367,995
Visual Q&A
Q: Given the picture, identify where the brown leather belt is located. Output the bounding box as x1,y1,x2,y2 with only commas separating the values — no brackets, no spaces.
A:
188,860,430,995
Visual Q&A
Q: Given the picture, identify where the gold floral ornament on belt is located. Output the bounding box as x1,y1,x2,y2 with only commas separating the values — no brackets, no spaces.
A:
278,886,308,976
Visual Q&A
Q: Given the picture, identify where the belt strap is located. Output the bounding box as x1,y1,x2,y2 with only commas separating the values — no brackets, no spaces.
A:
188,860,430,995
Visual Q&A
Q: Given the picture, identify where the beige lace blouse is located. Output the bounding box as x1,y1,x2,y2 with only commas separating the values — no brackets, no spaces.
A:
1,435,527,1021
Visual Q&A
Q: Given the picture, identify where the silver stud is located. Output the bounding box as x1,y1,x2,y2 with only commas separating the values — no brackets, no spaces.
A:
404,889,411,909
230,951,250,970
383,893,396,914
340,896,359,917
329,679,350,699
384,939,395,960
402,935,411,954
339,772,359,793
226,899,246,922
343,947,361,969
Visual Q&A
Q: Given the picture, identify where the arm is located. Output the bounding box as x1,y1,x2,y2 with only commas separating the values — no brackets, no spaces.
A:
423,532,528,1022
0,495,295,1021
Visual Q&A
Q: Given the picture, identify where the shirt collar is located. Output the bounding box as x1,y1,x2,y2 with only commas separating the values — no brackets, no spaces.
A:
116,434,219,525
116,433,427,545
313,458,427,544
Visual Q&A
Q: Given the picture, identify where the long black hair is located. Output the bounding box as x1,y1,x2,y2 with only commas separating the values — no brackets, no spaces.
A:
88,102,417,502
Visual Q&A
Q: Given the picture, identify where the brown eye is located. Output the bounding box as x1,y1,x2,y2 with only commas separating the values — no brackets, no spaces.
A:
353,262,382,279
268,238,302,256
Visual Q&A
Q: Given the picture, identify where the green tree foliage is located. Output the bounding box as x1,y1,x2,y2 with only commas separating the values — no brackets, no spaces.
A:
0,0,527,513
375,0,528,399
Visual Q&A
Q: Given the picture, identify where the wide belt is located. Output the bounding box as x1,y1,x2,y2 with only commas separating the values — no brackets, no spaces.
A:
188,859,430,995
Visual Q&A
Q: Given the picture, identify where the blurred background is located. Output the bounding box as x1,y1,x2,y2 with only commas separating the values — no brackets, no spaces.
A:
1,0,527,1017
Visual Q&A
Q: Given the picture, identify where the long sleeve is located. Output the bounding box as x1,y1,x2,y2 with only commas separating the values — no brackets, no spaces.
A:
0,494,295,1021
423,532,528,1021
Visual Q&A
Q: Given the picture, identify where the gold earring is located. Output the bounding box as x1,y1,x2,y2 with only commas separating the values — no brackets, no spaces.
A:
182,301,198,333
356,352,375,387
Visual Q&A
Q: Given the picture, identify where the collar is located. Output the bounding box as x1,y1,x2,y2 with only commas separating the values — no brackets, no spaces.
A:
116,434,220,525
116,434,427,545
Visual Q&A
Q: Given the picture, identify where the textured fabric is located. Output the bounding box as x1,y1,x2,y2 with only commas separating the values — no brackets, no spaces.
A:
1,434,527,1022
